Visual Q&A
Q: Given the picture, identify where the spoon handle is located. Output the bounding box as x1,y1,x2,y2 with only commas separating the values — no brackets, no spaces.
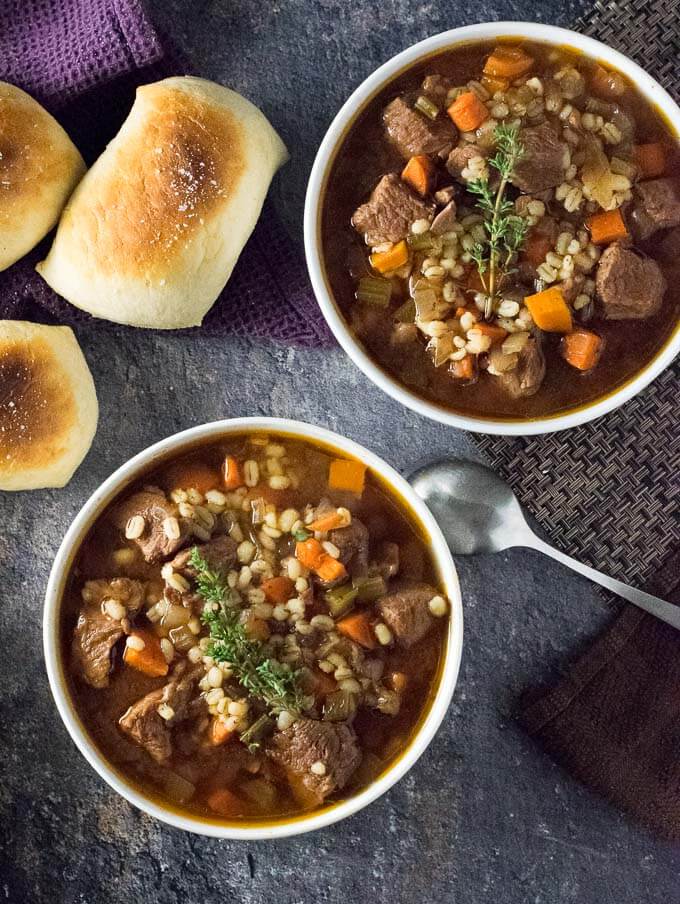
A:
525,535,680,630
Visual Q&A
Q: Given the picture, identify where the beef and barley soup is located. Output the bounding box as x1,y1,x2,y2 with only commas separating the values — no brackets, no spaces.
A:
322,40,680,419
62,434,450,821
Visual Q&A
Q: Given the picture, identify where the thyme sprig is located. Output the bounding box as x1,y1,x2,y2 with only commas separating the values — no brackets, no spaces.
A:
191,547,306,718
467,123,529,318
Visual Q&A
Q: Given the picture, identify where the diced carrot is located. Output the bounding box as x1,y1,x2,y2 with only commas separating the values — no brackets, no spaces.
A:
561,328,603,371
296,536,347,583
123,628,169,678
447,90,489,132
241,611,271,641
474,322,508,344
586,208,629,245
633,143,666,179
389,671,408,693
456,304,479,319
210,717,236,747
337,611,377,650
481,74,510,95
295,537,326,571
164,462,221,495
244,485,287,507
483,45,534,80
310,668,337,698
260,576,295,605
328,458,366,495
401,155,434,196
450,355,475,381
522,229,554,266
370,239,409,274
316,556,347,585
206,787,245,818
524,286,573,333
223,455,243,490
308,511,344,532
591,64,626,100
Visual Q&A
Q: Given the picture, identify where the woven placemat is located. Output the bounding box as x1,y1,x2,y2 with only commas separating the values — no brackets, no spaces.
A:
476,0,680,587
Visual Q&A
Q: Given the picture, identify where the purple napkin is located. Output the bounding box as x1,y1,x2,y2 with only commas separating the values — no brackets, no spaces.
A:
0,0,332,345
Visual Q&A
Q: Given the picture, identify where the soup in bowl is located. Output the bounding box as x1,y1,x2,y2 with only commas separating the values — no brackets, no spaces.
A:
305,23,680,433
43,419,462,838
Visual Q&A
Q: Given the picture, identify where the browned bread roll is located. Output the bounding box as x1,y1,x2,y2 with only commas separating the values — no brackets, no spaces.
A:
0,321,98,490
36,77,288,329
0,83,85,271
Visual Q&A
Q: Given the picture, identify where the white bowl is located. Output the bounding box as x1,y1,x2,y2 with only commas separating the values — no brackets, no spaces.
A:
43,417,463,839
304,22,680,435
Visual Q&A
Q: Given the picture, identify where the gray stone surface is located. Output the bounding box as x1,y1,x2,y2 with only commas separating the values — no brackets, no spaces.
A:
2,1,680,901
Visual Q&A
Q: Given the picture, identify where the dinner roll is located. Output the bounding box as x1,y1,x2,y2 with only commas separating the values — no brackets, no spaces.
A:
0,321,98,490
0,82,85,271
36,77,288,329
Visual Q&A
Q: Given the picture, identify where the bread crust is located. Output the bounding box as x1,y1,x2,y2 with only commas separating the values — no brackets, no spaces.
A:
36,77,288,329
0,82,85,271
0,321,98,490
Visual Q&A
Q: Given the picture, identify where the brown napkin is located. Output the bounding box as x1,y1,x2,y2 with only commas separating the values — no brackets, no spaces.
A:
474,0,680,840
519,553,680,840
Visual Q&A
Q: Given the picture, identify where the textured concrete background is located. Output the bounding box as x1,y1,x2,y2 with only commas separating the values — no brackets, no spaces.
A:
2,1,680,901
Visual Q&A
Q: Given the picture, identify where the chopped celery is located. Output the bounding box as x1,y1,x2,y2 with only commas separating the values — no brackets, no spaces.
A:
323,690,358,722
414,95,440,120
355,276,392,307
163,770,196,804
293,527,311,542
241,778,278,809
407,232,434,252
352,573,387,603
394,299,416,323
325,582,358,617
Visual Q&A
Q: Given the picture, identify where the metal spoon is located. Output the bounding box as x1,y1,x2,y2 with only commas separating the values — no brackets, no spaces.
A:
410,458,680,630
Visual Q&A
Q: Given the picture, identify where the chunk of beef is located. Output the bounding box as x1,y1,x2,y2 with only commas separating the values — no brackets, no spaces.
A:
328,518,369,578
267,718,361,801
113,491,189,563
352,174,434,246
511,123,569,193
166,535,238,610
317,633,368,677
372,541,400,581
421,74,453,101
595,242,666,319
498,336,546,398
72,578,144,688
657,227,680,284
377,582,437,648
390,322,419,347
430,200,457,235
383,96,456,160
446,144,486,181
630,177,680,240
118,663,202,763
170,535,237,577
351,302,385,340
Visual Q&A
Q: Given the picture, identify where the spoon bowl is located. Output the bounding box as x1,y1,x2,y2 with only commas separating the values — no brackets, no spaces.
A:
410,459,530,555
410,457,680,631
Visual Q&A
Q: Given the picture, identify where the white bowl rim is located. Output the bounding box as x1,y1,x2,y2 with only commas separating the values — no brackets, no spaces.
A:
43,416,463,840
304,21,680,436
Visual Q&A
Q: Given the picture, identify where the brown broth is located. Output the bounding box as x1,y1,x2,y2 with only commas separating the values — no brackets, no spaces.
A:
60,433,448,823
321,40,680,420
